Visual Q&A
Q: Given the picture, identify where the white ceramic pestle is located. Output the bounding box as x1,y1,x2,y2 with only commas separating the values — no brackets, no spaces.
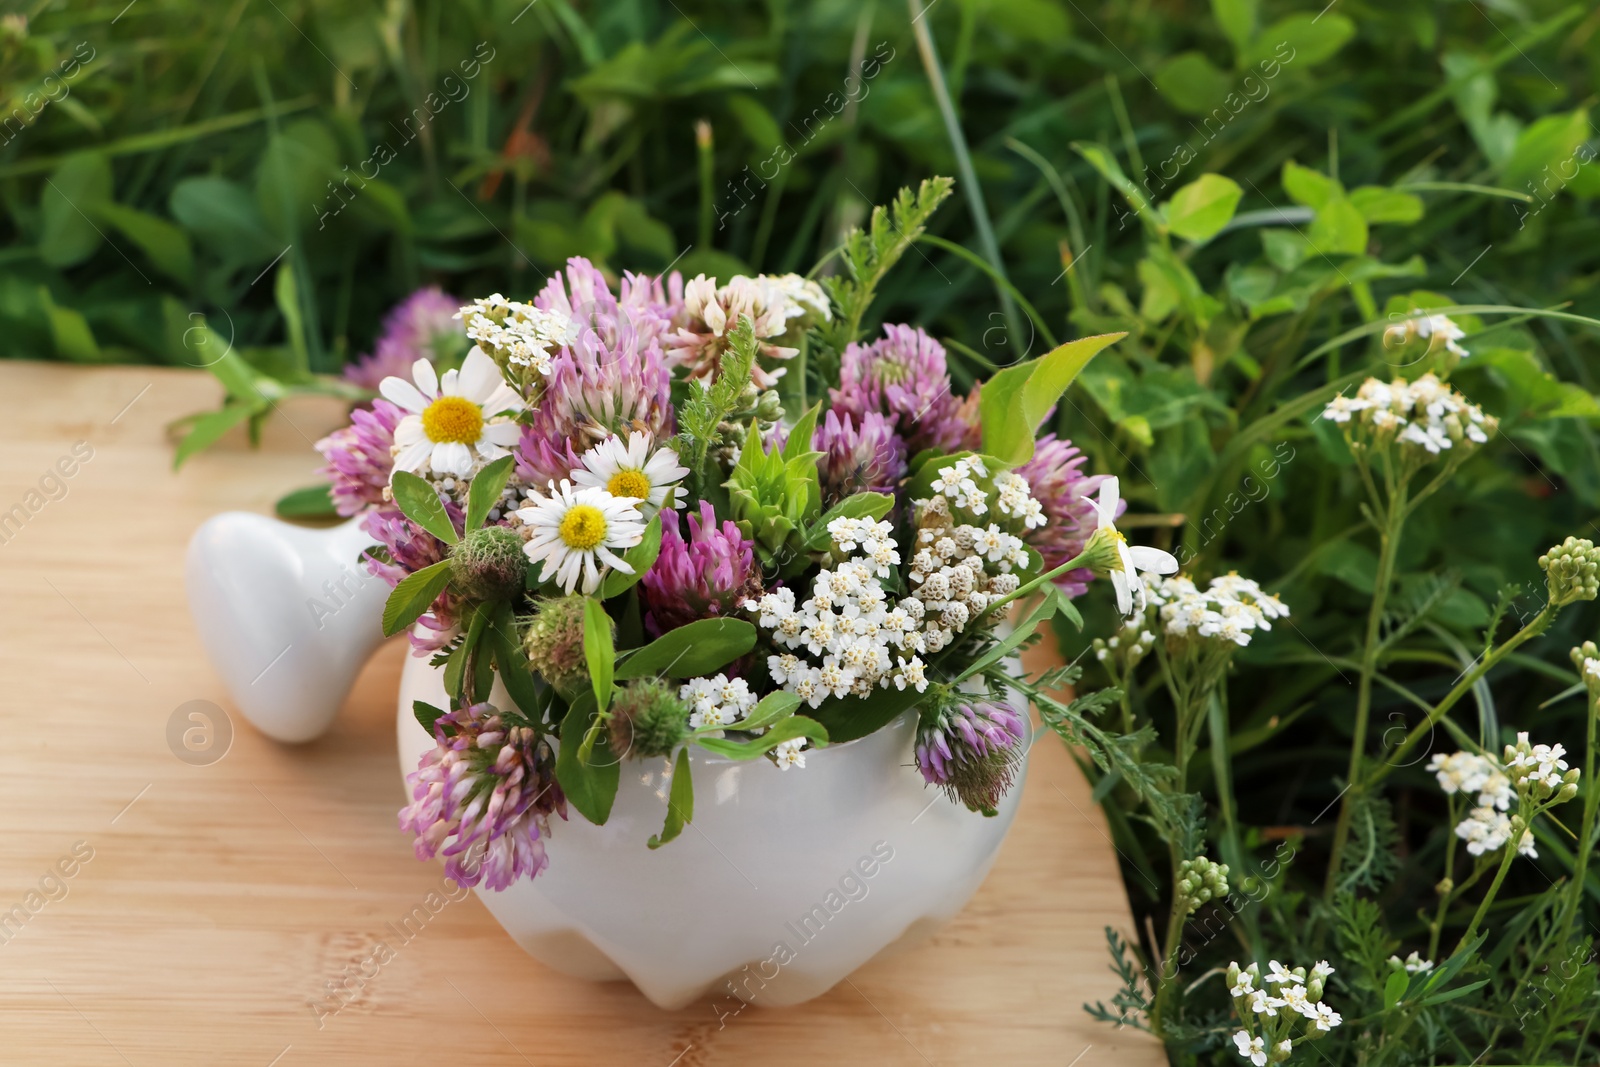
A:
185,513,389,742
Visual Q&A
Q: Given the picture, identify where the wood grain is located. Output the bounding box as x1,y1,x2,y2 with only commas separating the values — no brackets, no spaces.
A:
0,362,1162,1066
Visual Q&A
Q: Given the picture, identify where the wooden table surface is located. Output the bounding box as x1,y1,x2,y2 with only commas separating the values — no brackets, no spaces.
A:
0,362,1162,1066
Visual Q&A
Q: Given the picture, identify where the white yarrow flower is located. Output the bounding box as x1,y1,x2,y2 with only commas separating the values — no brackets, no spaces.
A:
1232,1031,1266,1065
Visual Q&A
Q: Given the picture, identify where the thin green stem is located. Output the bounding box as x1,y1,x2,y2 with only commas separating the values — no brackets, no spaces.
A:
1456,845,1518,954
1370,606,1556,791
907,0,1020,343
1555,689,1599,946
1325,488,1408,899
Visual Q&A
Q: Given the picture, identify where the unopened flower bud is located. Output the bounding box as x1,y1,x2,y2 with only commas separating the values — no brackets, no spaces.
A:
450,524,527,601
1540,536,1600,607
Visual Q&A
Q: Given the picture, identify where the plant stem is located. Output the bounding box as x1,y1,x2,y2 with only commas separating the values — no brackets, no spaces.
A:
1325,488,1407,899
1370,606,1556,791
1554,688,1599,946
1456,844,1518,953
907,0,1021,344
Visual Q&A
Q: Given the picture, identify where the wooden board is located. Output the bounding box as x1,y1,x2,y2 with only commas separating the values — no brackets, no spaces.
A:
0,362,1162,1066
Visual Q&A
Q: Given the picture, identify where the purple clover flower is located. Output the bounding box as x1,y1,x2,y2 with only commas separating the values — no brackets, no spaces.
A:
315,398,403,517
814,409,907,505
398,703,566,890
641,501,765,634
528,258,677,449
832,324,969,455
915,700,1029,815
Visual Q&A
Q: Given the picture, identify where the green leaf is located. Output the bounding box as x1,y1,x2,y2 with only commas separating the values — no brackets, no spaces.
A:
582,597,615,715
413,700,446,734
464,454,515,531
169,174,282,265
35,287,103,363
735,691,803,734
555,693,620,825
958,588,1062,681
614,618,757,680
1153,53,1234,116
599,514,662,598
381,559,453,637
1382,967,1409,1012
1308,196,1369,256
979,333,1126,465
274,484,337,520
695,715,830,759
782,402,823,463
1243,14,1354,68
90,202,194,285
1163,175,1243,243
1349,186,1424,224
1501,108,1589,191
804,492,895,549
1072,143,1156,226
1211,0,1258,51
485,603,544,718
1282,160,1341,210
647,748,694,849
809,683,922,744
1416,979,1489,1007
274,262,310,374
390,470,458,545
172,403,260,468
40,152,111,268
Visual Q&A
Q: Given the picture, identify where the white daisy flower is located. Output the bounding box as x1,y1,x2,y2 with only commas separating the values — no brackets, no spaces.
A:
1084,477,1179,616
1311,1002,1342,1031
383,349,525,478
571,430,688,511
517,480,646,595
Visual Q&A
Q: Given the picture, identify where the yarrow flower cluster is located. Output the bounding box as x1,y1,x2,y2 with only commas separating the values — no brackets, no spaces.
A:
457,293,574,375
680,673,757,731
1429,731,1579,859
1383,312,1470,361
1228,959,1342,1064
1321,372,1496,457
1147,573,1290,647
1426,750,1512,811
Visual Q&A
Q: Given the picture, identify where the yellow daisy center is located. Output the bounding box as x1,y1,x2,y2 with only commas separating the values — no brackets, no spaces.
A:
606,469,652,499
558,504,608,551
421,396,484,444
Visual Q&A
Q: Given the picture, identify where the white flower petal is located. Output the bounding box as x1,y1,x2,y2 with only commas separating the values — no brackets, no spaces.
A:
411,358,439,399
380,376,429,413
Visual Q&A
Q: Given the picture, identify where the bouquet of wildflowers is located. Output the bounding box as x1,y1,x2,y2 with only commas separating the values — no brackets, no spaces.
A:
310,179,1176,888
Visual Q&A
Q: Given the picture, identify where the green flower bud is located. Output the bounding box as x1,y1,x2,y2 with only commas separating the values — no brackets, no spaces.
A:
450,524,527,601
607,678,692,759
1540,536,1600,607
522,595,592,696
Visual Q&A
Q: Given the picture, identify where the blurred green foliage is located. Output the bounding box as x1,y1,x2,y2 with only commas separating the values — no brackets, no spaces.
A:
3,0,1596,378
